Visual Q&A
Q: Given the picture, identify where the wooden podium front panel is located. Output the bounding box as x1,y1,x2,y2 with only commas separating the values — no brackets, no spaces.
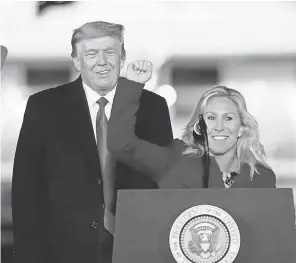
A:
112,189,296,263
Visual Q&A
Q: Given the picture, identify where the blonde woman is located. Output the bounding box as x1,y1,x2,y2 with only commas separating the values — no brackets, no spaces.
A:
108,61,276,189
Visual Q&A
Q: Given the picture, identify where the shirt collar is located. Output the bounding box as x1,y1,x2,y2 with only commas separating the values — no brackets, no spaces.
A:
82,81,117,108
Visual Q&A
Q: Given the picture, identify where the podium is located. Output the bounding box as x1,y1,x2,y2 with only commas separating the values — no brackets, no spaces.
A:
112,189,296,263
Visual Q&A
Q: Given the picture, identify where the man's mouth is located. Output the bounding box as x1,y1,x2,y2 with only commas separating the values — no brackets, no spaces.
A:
212,136,228,140
95,70,110,77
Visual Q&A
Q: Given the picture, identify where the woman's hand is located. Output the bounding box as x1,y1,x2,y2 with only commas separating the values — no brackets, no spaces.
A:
126,60,153,84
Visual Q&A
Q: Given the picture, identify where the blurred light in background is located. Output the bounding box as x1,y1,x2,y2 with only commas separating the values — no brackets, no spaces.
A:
1,87,27,118
155,85,177,108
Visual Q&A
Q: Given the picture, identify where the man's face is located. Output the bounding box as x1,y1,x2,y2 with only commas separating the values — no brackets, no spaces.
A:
73,36,124,95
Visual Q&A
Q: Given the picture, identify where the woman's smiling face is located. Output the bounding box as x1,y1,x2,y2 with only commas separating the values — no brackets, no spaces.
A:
204,96,243,156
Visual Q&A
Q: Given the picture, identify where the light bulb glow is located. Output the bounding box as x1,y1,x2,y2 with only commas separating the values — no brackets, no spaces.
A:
156,85,177,107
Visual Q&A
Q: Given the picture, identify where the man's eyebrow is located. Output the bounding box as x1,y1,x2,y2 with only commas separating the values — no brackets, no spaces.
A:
84,47,115,52
104,46,116,50
84,49,98,53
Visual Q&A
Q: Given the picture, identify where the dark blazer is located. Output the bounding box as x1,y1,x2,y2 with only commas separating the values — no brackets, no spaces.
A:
11,77,173,263
108,81,276,189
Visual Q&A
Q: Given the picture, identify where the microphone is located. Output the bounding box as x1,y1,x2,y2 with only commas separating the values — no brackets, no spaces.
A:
193,115,210,188
1,45,8,70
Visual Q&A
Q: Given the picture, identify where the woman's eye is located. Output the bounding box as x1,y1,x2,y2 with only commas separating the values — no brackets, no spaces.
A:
207,116,215,120
225,116,233,121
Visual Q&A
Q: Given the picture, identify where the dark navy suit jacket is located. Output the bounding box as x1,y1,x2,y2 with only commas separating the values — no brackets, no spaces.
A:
12,77,173,263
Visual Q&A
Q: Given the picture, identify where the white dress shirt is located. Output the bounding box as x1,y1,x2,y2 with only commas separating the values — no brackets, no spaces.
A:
82,81,117,142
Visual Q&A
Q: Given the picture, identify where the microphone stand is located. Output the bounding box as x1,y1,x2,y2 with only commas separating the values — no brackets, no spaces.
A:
199,116,210,188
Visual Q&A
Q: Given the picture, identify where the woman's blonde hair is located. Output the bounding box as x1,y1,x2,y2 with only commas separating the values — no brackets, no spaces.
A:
182,86,270,179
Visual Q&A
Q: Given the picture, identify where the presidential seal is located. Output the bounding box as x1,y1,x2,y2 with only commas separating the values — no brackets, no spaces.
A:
169,205,240,263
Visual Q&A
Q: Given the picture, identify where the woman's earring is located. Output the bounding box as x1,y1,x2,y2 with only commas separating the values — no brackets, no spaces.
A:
193,121,204,141
193,121,201,135
238,126,244,138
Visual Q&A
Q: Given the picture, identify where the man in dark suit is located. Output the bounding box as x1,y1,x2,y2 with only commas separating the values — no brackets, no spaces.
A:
11,21,173,263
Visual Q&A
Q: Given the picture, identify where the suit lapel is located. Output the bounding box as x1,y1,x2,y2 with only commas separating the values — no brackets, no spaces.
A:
208,156,225,188
208,158,252,188
207,156,253,188
176,155,252,189
176,156,225,188
231,165,251,188
66,77,101,178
